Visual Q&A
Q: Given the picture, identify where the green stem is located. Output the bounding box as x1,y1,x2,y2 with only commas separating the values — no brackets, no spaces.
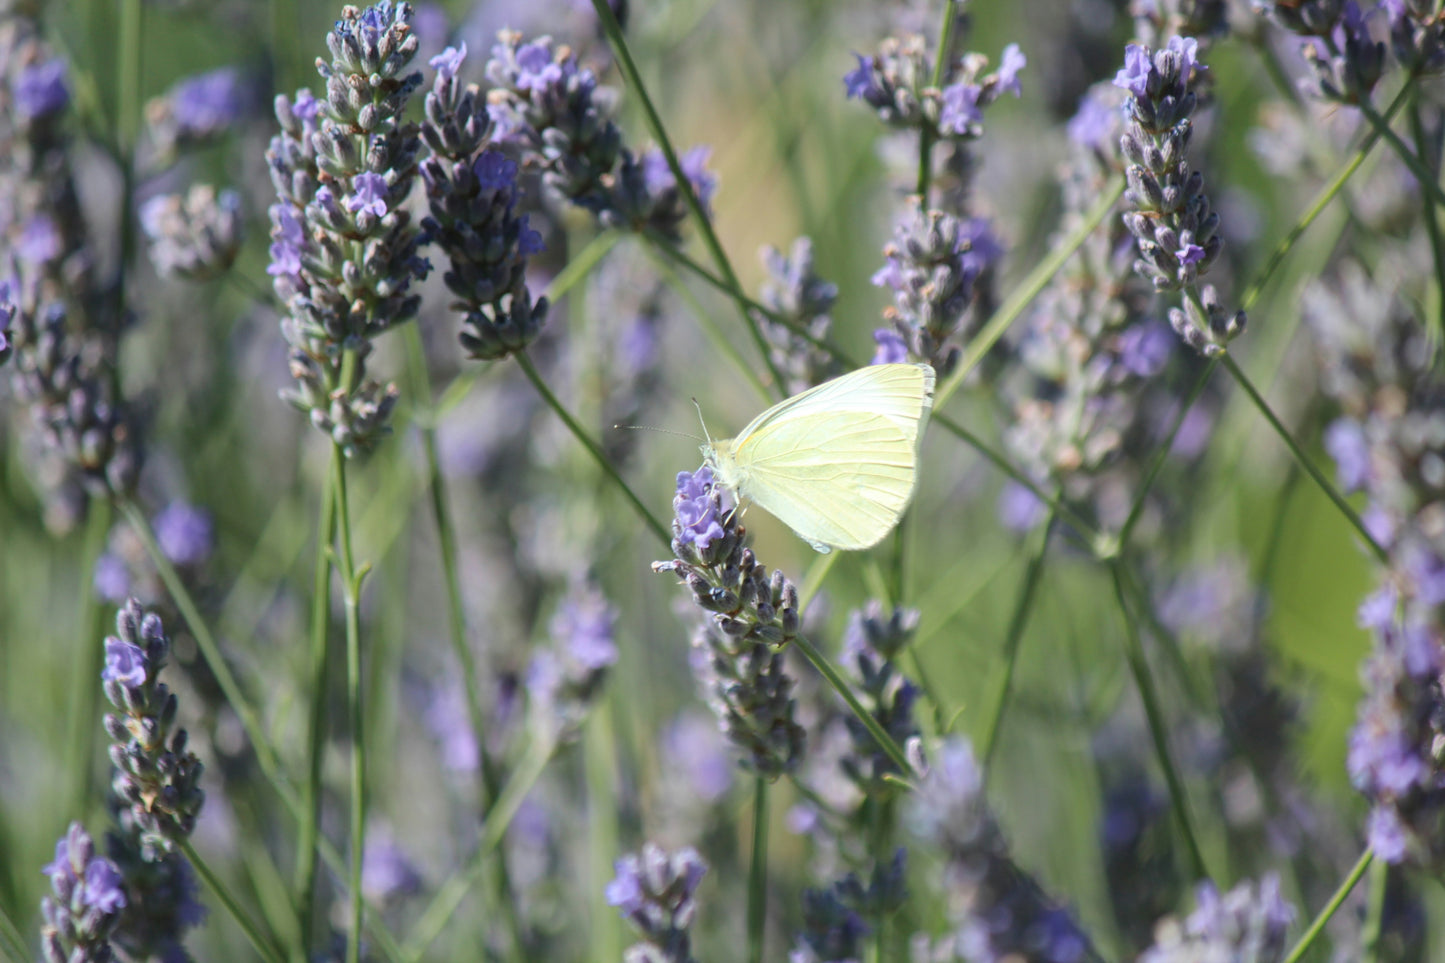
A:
915,0,961,201
1280,849,1373,963
1108,560,1209,882
978,510,1054,773
514,350,670,546
1356,97,1445,209
1407,92,1445,352
330,446,368,963
181,840,286,963
64,497,111,815
791,635,913,776
294,451,336,959
936,176,1125,409
1362,853,1386,963
1219,353,1388,564
1241,82,1412,312
746,777,770,963
116,0,141,155
587,0,788,395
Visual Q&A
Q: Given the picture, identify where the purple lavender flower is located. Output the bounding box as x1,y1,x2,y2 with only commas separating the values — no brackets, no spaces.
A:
1139,875,1294,962
756,237,841,392
139,185,245,281
527,582,619,741
152,502,214,567
670,468,727,552
19,214,63,268
607,843,708,963
871,328,908,365
843,52,880,99
39,822,125,963
430,40,467,79
93,554,131,603
1323,417,1370,492
1067,87,1123,151
345,172,391,217
660,713,734,804
170,68,248,136
15,57,69,119
423,676,481,773
939,83,984,134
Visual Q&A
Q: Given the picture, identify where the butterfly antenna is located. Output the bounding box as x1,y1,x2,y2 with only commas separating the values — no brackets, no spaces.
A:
692,397,714,447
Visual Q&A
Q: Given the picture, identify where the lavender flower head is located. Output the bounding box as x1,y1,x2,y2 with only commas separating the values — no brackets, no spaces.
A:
146,67,251,157
604,144,719,241
139,185,245,281
654,468,806,777
1258,0,1388,103
1115,36,1244,355
607,842,708,963
757,237,842,393
265,1,430,455
872,204,1003,377
39,822,126,963
1139,874,1295,963
528,581,619,741
15,56,70,119
844,35,1025,141
152,502,215,567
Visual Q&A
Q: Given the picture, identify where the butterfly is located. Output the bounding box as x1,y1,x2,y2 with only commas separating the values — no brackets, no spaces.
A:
702,362,935,553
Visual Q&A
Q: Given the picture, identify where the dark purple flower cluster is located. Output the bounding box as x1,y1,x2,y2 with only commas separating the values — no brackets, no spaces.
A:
871,203,1003,377
1138,875,1295,962
0,17,142,521
39,823,127,963
843,35,1025,142
265,0,430,455
837,602,921,790
420,43,549,360
756,237,843,394
527,580,619,743
484,31,717,242
791,853,908,963
138,185,245,281
654,468,806,777
1257,1,1387,104
1115,36,1244,356
908,738,1101,963
1305,260,1445,865
606,842,708,963
1382,0,1445,74
144,66,252,160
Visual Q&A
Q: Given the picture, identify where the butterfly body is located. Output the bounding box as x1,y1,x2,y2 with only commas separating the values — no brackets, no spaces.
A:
702,362,935,553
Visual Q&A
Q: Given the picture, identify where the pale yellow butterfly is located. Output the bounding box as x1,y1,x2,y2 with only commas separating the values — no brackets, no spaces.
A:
701,362,936,553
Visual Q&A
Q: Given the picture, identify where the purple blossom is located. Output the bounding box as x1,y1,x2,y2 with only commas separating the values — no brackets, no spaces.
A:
843,52,877,99
292,88,321,124
549,584,618,672
1166,36,1200,86
15,58,70,118
430,42,467,80
1067,90,1119,150
1140,875,1293,962
514,40,564,91
266,204,305,277
1117,321,1173,378
170,67,248,136
1323,417,1370,492
1176,241,1206,266
606,843,708,942
997,43,1026,97
641,146,718,213
1113,43,1153,98
93,554,132,603
871,328,908,364
42,824,128,915
1357,587,1396,632
102,637,149,689
346,172,390,217
153,503,214,567
517,216,545,257
672,468,726,550
939,83,983,134
474,149,520,192
19,215,62,267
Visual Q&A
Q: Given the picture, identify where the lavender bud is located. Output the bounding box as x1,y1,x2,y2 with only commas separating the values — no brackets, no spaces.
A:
139,185,245,281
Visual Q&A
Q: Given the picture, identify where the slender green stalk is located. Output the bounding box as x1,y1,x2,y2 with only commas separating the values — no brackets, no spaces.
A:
1108,560,1209,882
181,840,286,963
116,0,141,154
118,499,292,793
915,0,961,200
402,735,555,963
587,0,788,395
293,452,336,959
1219,353,1388,564
329,446,368,963
1241,83,1412,312
1280,848,1373,963
64,497,111,816
791,635,913,777
978,510,1055,773
936,176,1126,409
514,350,670,545
1356,97,1445,209
1407,92,1445,351
1362,853,1386,963
746,777,770,963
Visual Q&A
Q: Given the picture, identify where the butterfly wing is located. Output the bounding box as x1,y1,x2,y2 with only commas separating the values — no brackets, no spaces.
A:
733,408,923,552
733,363,935,439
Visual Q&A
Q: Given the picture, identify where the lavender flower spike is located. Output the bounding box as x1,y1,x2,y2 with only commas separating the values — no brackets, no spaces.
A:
39,822,126,963
1140,874,1295,963
1115,36,1244,355
607,842,708,963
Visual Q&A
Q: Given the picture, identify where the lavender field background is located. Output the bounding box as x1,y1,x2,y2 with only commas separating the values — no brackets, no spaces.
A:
1,0,1442,960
